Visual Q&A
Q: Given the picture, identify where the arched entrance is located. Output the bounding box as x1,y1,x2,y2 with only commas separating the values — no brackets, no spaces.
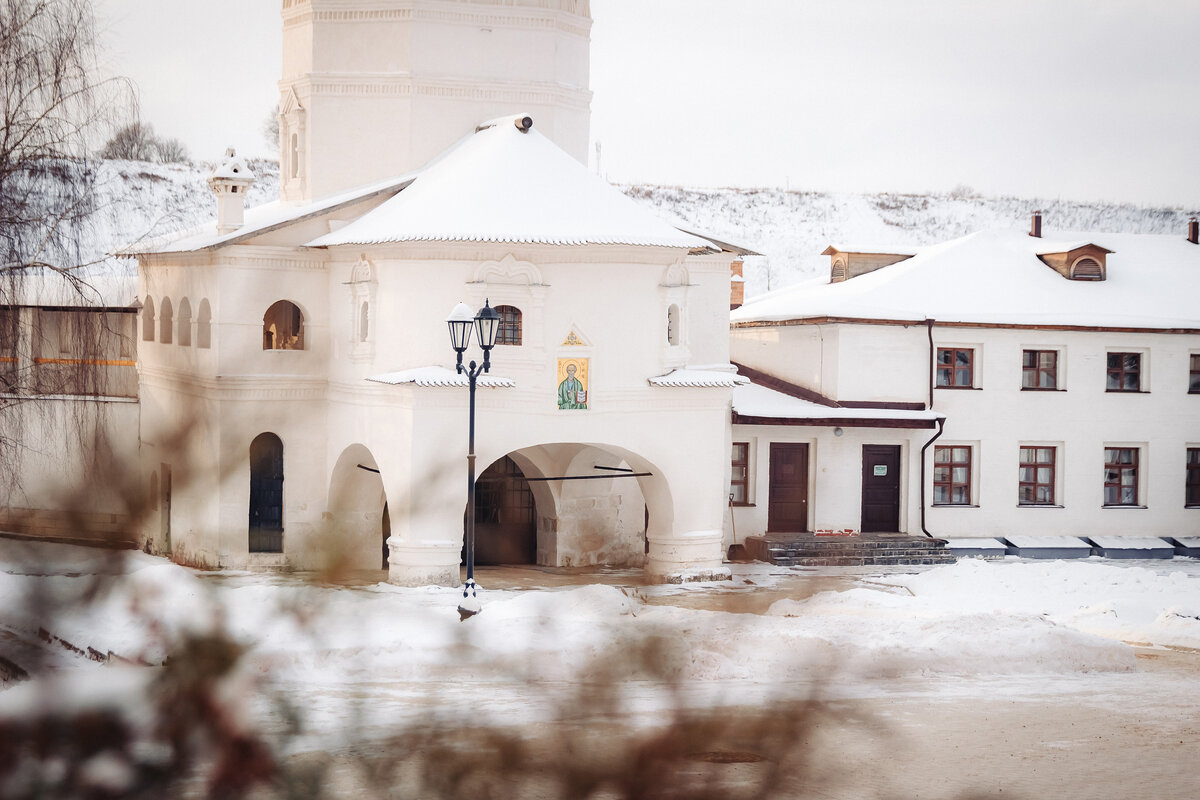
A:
471,455,537,565
326,444,389,570
248,433,284,553
463,444,667,569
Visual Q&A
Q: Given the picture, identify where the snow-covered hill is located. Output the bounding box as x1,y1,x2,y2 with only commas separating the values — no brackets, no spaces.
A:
72,159,1195,300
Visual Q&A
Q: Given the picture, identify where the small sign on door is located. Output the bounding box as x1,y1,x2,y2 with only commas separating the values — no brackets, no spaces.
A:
873,464,887,476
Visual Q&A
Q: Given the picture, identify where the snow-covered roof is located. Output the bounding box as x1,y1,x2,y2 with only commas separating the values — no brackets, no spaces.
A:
209,148,255,182
732,382,941,426
649,368,749,388
366,366,515,388
734,228,1200,330
306,115,719,251
125,175,413,255
822,243,919,256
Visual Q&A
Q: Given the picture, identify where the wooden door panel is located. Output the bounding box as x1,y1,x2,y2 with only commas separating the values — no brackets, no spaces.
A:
768,443,809,532
861,445,901,532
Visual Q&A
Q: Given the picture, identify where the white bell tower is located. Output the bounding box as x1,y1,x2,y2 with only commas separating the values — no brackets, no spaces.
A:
277,0,593,203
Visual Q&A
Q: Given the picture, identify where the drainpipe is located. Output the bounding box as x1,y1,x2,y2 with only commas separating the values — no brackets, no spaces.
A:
919,318,941,538
919,417,945,538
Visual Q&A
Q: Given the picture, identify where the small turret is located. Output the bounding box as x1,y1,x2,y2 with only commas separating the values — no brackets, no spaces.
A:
208,148,256,234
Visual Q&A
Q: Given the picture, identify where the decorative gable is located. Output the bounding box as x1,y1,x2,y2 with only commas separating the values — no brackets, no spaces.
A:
1036,243,1113,282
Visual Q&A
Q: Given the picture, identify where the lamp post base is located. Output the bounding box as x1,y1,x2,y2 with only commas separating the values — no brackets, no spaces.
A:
457,578,481,620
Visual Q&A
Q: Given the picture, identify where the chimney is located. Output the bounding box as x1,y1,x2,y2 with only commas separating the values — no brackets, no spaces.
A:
208,148,256,235
1189,217,1198,245
1029,210,1042,238
730,258,745,310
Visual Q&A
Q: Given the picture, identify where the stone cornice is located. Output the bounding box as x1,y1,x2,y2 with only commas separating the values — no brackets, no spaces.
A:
292,73,591,109
313,241,687,266
216,246,327,272
140,367,328,402
282,1,591,37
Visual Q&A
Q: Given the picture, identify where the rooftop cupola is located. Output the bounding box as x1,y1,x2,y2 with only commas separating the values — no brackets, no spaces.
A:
208,148,256,235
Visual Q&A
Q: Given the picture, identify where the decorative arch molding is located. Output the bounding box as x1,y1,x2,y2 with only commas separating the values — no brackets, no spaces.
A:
279,86,308,202
348,253,377,362
471,253,545,286
466,254,547,363
660,261,690,288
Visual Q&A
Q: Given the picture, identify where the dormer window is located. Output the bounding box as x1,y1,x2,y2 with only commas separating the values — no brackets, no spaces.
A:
1035,243,1111,281
821,246,915,283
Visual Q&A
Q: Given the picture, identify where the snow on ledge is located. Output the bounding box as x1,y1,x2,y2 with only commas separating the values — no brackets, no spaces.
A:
649,368,750,388
944,538,1007,551
1089,536,1175,550
1005,536,1092,550
367,366,515,388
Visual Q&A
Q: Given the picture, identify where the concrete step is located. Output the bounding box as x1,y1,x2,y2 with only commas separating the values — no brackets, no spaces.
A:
745,534,954,567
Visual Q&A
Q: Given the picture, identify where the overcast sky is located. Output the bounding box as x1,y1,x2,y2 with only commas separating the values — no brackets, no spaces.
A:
95,0,1200,208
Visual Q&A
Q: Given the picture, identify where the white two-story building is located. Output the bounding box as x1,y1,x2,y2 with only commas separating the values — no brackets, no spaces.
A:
728,214,1200,551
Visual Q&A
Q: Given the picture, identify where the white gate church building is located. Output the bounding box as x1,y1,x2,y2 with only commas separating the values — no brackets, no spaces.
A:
130,0,748,584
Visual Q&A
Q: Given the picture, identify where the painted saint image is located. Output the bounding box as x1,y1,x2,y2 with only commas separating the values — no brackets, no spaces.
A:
557,358,588,410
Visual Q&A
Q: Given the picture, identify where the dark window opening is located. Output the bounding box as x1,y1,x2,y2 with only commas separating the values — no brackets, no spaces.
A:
730,442,749,505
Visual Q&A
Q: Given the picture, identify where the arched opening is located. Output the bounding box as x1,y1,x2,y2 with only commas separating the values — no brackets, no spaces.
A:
263,300,304,350
470,456,537,565
326,444,388,570
197,299,212,349
463,444,664,569
667,303,680,345
248,433,284,553
159,297,173,345
496,304,522,346
177,298,192,347
142,297,155,342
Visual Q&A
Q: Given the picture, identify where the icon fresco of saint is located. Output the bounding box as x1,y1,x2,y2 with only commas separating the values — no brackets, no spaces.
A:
557,358,588,410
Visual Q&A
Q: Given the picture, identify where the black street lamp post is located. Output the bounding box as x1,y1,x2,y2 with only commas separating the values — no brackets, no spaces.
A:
446,299,501,619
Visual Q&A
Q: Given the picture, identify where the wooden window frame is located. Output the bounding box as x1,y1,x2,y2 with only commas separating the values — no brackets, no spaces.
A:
495,304,522,346
1103,447,1140,507
1018,446,1057,506
1187,448,1200,508
1189,354,1200,394
933,445,972,506
1106,352,1141,392
1021,350,1059,390
936,348,974,389
730,441,750,506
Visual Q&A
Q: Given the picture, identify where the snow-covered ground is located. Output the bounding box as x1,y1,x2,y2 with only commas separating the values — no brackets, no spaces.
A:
3,540,1198,797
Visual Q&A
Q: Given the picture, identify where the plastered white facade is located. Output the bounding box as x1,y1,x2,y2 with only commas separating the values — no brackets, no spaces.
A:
727,228,1200,546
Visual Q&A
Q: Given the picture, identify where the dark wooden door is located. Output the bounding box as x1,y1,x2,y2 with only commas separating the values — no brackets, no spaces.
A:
768,443,809,532
249,433,284,553
861,445,901,532
472,456,537,565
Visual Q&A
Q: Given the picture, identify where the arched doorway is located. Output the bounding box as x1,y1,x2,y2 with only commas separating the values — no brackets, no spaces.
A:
325,444,389,570
471,455,537,565
248,433,284,553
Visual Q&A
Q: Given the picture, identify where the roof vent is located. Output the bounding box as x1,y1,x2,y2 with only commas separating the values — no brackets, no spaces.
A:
1189,216,1198,245
1029,210,1042,238
1070,257,1103,280
514,115,533,133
